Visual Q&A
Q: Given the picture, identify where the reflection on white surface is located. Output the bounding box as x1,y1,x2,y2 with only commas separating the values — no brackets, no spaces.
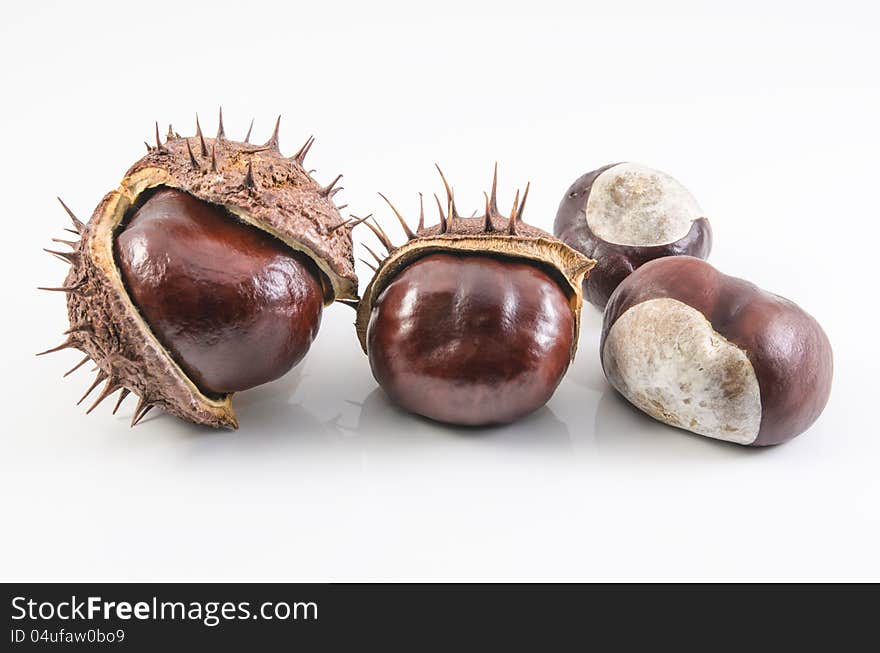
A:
5,302,864,582
592,388,750,462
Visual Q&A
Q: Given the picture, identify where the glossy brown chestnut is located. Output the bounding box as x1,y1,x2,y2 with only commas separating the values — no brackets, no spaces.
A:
115,187,324,396
367,253,575,425
601,256,833,446
555,163,712,308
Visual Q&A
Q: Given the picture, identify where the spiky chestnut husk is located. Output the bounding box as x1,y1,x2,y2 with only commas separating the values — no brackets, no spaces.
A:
354,165,597,425
40,113,357,428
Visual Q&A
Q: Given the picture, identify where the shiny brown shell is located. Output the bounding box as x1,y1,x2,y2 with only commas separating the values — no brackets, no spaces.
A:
39,113,357,428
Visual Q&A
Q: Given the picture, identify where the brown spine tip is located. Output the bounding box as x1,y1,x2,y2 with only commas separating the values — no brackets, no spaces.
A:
36,339,75,356
264,115,281,150
329,217,352,232
359,258,378,272
86,379,120,414
372,218,394,249
77,370,108,405
244,118,254,143
44,248,78,264
515,182,530,223
433,193,448,234
185,138,200,169
363,217,394,252
154,122,167,152
328,216,356,232
131,398,155,427
362,243,384,265
378,192,416,240
216,107,225,140
508,189,520,235
63,355,91,378
293,135,315,165
434,164,458,218
144,142,152,153
195,114,208,156
489,162,499,215
319,174,343,197
112,388,131,415
334,213,370,233
417,193,425,232
38,282,83,294
52,238,79,248
243,160,257,190
483,192,493,232
57,197,85,234
166,124,175,141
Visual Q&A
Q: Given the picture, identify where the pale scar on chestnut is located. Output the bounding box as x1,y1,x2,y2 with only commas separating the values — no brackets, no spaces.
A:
353,164,597,426
554,163,712,309
39,112,358,428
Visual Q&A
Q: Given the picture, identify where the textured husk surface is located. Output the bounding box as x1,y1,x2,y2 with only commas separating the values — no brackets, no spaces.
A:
63,190,238,427
56,130,356,428
355,215,596,357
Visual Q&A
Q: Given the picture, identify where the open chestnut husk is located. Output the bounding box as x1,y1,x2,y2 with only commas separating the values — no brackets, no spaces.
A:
40,113,357,428
554,163,712,308
601,256,833,446
355,165,596,426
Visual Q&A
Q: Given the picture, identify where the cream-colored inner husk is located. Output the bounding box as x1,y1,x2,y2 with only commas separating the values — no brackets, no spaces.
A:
602,298,761,444
87,171,273,415
585,162,703,247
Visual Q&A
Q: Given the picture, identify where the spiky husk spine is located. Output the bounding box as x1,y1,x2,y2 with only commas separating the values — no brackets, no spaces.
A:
41,112,358,428
354,165,597,355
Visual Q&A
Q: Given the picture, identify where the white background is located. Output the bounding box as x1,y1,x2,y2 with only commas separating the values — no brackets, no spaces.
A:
2,0,878,581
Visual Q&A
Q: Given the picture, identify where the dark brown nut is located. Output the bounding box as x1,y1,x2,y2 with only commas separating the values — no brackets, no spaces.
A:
115,188,324,396
39,114,357,428
367,253,575,425
601,256,833,446
355,165,596,426
554,163,712,308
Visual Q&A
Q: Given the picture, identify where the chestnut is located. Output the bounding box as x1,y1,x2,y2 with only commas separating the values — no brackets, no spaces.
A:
114,187,324,396
601,256,833,446
355,165,596,426
40,113,358,427
367,253,575,425
554,163,712,308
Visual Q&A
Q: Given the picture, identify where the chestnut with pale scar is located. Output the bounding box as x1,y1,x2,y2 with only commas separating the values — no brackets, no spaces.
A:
355,165,596,426
39,112,358,428
554,163,712,308
600,256,833,446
